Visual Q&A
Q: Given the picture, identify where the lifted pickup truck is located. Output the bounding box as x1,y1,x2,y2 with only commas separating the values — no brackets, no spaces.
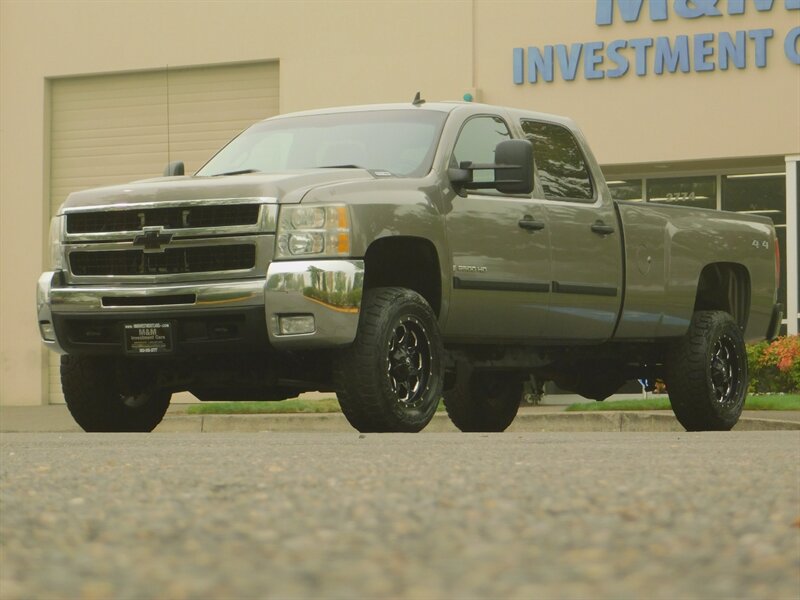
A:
37,99,782,433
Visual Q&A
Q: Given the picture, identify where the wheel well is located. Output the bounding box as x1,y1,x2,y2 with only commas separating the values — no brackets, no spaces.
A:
693,263,750,330
363,236,442,316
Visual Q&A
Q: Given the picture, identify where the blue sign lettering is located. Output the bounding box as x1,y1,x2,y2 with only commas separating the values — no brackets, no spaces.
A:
629,38,654,75
718,31,747,69
514,1,797,84
654,35,691,73
584,41,606,79
673,0,722,19
748,28,774,66
513,48,524,84
607,40,631,76
729,0,776,14
557,44,584,81
597,0,791,24
694,33,716,71
596,0,668,25
785,26,800,63
529,46,554,83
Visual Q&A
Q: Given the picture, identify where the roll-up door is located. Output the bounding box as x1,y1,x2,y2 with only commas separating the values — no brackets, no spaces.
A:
48,61,279,403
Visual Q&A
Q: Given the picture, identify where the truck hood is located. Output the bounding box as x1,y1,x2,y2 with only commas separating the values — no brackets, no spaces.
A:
58,170,376,212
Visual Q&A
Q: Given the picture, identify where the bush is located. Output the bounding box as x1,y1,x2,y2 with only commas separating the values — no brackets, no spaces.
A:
747,336,800,393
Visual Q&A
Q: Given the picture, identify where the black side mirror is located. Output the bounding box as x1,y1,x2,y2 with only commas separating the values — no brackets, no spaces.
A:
494,139,533,195
163,161,185,177
447,139,534,196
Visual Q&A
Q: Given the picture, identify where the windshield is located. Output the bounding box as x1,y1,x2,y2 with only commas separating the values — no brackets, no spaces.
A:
196,109,447,178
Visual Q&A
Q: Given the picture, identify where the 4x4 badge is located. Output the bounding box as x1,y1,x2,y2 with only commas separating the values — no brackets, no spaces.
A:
133,226,173,253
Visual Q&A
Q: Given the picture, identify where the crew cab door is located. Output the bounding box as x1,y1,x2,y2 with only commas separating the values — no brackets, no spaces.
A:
443,114,551,341
521,120,623,341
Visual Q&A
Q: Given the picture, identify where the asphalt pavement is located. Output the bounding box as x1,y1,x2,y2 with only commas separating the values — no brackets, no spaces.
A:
1,432,798,599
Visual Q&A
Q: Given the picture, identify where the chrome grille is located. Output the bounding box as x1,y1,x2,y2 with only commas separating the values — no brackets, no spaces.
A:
66,204,260,233
70,245,256,276
61,198,276,284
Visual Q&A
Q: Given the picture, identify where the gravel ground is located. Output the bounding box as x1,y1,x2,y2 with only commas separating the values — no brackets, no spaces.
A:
1,432,798,600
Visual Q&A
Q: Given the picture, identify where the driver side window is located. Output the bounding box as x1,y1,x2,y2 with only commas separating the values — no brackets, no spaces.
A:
452,116,511,183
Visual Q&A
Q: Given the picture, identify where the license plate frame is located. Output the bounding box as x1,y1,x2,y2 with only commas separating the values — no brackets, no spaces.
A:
124,321,174,355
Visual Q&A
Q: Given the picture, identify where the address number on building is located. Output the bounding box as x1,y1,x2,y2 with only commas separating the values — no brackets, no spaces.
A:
124,322,173,354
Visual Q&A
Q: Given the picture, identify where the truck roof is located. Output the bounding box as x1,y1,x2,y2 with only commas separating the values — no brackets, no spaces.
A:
261,101,578,130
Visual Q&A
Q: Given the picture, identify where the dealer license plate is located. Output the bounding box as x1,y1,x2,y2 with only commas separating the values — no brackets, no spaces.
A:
124,322,173,355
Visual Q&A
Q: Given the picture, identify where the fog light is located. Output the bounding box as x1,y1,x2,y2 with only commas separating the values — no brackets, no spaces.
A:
39,321,56,342
278,315,315,335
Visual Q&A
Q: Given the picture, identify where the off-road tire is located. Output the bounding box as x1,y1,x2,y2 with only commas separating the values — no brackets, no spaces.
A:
444,371,522,432
334,287,444,433
61,355,171,432
665,310,747,431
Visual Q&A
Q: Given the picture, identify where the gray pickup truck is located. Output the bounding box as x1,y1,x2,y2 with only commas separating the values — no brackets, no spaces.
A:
37,100,782,433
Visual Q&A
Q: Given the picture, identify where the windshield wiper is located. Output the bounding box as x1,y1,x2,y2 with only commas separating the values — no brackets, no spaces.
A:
212,169,261,177
316,164,365,169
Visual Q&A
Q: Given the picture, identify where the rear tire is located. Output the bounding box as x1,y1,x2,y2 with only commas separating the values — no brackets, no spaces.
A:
61,356,171,432
444,371,522,432
334,287,444,433
665,311,747,431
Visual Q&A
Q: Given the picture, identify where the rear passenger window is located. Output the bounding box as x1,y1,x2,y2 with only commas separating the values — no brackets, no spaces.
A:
521,121,594,201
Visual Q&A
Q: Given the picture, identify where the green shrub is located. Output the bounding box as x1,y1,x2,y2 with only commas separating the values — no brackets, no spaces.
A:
747,336,800,393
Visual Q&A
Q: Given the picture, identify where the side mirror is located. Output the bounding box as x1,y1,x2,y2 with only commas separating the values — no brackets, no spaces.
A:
447,139,534,196
494,139,533,195
163,161,185,177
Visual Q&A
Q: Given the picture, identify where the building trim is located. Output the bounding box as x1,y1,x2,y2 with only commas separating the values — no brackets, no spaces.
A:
786,155,799,334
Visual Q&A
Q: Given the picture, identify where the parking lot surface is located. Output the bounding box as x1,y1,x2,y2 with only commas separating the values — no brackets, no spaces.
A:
1,432,798,599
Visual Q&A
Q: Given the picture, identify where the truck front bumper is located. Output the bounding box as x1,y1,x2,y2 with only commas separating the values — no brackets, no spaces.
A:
37,259,364,355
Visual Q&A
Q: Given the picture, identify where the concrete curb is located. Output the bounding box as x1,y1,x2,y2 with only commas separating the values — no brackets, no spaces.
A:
2,406,798,434
145,411,800,434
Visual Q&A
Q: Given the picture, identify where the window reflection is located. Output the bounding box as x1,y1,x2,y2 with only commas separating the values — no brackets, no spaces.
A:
521,121,593,201
607,179,643,202
722,174,786,225
452,116,511,183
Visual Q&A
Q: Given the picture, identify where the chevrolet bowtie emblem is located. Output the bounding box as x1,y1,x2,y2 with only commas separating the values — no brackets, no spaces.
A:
133,226,174,253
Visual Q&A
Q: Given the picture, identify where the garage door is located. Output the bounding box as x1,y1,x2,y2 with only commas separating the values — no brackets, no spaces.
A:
48,61,279,403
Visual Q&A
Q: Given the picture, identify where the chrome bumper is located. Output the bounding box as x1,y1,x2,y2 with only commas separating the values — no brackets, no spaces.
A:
264,259,363,348
37,260,364,353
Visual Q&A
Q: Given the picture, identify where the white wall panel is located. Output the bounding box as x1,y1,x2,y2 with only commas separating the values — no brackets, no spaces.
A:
47,61,278,403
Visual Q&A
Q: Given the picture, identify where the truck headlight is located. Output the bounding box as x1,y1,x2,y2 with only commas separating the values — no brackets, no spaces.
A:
276,205,351,259
49,216,64,270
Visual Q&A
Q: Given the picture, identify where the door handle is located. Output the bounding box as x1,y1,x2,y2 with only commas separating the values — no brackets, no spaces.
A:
518,216,545,231
591,222,615,235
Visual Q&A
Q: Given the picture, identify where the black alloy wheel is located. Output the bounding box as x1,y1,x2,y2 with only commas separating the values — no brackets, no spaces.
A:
335,287,444,433
665,310,748,431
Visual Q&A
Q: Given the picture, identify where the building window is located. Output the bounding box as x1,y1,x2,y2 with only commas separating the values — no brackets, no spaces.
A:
607,179,643,202
647,176,716,209
722,173,787,311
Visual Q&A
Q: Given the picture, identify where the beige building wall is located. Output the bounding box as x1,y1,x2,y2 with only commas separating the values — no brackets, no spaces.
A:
479,1,800,166
1,0,798,405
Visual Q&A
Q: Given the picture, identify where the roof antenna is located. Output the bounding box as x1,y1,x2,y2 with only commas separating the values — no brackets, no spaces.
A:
412,91,426,106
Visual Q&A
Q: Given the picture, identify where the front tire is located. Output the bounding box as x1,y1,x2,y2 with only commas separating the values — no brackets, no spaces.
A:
61,356,171,432
665,311,747,431
335,287,444,433
444,371,522,432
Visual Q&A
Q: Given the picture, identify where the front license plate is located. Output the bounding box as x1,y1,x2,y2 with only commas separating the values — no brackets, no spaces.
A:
124,322,173,355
